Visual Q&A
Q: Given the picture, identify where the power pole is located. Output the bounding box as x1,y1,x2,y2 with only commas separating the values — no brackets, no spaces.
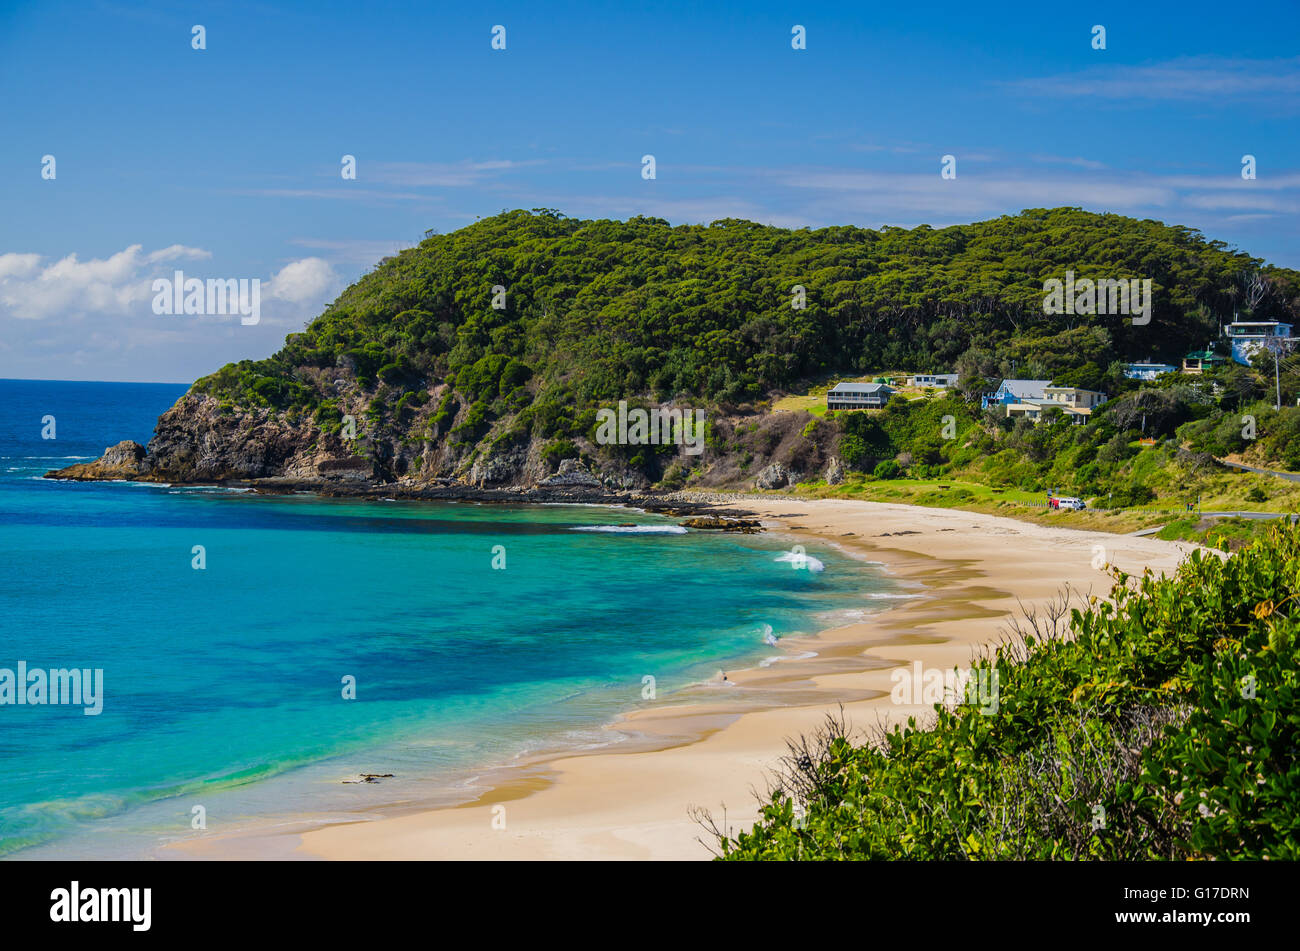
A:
1275,344,1282,411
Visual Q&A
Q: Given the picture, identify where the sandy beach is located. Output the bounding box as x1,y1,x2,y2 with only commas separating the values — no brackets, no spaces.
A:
170,498,1198,861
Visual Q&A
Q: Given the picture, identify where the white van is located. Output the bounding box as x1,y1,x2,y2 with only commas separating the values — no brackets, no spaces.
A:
1055,497,1086,511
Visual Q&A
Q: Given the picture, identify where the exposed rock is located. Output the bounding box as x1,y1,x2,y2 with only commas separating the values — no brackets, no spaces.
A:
754,462,790,490
342,773,394,784
45,440,146,481
826,456,844,485
679,516,763,533
142,395,322,482
316,457,374,481
538,458,602,488
602,469,645,490
469,447,527,487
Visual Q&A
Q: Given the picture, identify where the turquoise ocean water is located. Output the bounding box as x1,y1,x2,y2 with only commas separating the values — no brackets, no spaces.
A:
0,379,897,858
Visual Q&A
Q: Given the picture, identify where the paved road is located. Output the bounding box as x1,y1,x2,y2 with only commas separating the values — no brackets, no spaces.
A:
1128,511,1298,536
1216,458,1300,482
1201,510,1299,522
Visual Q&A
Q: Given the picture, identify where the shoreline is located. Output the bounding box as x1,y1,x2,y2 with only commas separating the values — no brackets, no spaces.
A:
162,497,1198,861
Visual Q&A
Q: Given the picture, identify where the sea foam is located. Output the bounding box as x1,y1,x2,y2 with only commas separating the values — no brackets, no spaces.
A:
774,550,825,571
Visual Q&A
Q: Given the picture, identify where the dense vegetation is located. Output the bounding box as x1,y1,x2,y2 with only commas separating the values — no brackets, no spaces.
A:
182,207,1300,487
707,523,1300,859
814,364,1299,507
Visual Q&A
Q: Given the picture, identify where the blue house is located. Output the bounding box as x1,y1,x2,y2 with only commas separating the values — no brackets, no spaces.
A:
1123,362,1177,381
1225,320,1293,366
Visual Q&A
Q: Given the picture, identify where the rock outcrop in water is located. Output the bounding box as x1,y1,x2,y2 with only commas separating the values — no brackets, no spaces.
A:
45,386,836,503
678,515,763,532
48,395,366,484
50,440,148,481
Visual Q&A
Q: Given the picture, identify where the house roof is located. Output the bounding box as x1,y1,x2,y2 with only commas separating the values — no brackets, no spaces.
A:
996,379,1051,398
829,382,891,394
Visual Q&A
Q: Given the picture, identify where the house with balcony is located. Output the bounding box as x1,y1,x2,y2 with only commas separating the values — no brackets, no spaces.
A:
1000,384,1107,424
1225,319,1293,366
826,381,893,411
1044,385,1107,420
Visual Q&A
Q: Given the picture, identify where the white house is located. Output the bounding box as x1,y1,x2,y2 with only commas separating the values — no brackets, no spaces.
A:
910,373,959,389
1225,320,1293,366
1123,362,1177,381
827,382,893,411
1003,385,1107,424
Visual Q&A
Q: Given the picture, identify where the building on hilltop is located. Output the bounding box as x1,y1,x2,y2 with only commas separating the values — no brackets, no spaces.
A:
1225,319,1293,366
826,381,893,411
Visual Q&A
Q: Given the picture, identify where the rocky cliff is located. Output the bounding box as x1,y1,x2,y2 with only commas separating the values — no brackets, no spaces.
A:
45,388,842,495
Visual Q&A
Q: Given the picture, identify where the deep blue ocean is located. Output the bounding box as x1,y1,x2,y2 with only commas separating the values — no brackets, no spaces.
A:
0,379,895,858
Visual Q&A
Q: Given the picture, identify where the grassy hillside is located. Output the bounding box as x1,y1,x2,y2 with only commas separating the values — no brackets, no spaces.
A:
152,207,1300,497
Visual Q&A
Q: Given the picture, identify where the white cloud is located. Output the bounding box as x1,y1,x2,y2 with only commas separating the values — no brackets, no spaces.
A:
1008,56,1300,102
288,237,414,264
0,246,338,328
147,244,212,264
0,244,211,321
369,159,543,187
0,253,41,280
0,246,345,381
775,169,1176,218
265,257,340,303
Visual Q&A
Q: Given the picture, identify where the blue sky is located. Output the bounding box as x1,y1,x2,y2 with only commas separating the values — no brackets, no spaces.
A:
2,0,1299,381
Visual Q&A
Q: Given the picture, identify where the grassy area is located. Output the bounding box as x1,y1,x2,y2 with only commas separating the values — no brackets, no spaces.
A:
772,373,945,417
774,473,1293,534
1156,515,1288,551
781,476,1172,533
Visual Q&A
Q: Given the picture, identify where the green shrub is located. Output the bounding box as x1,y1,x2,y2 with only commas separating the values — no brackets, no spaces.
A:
541,439,578,467
708,523,1300,860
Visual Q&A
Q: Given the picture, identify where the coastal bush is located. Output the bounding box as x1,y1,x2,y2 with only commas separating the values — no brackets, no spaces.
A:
541,439,578,467
174,207,1300,486
1102,484,1156,508
706,522,1300,860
